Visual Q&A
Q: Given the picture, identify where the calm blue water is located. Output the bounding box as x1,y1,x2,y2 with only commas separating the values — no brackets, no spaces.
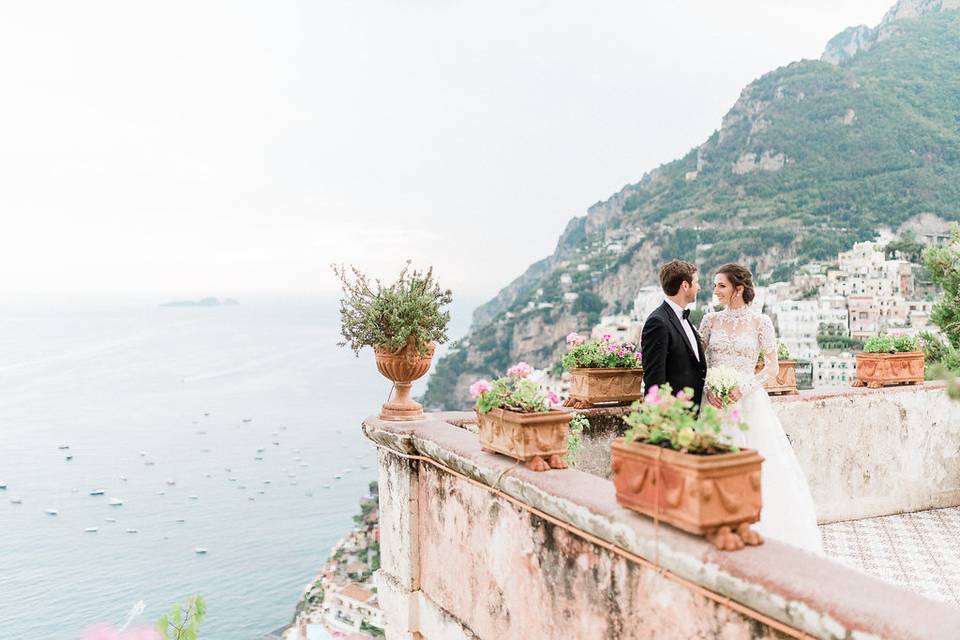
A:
0,294,477,639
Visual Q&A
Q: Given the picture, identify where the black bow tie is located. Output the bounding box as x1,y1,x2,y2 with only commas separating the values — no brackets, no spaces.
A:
682,309,690,320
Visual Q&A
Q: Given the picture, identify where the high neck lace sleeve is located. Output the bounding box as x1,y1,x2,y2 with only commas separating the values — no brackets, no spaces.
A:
742,314,779,395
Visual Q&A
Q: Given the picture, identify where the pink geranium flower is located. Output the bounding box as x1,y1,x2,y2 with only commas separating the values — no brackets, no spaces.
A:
566,332,585,347
469,379,492,398
644,384,661,405
601,334,612,342
676,389,690,402
82,626,161,640
506,362,533,378
546,390,560,406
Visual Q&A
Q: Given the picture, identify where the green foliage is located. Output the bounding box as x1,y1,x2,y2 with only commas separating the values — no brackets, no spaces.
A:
817,334,864,350
922,225,960,349
565,413,587,467
777,340,791,360
622,384,747,455
474,376,553,414
863,334,919,353
571,291,605,314
561,336,641,370
333,261,452,356
156,595,206,640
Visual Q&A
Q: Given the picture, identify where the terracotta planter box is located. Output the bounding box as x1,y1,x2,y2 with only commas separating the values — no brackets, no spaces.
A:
757,360,798,396
566,367,644,408
853,351,925,389
475,408,571,471
611,438,764,549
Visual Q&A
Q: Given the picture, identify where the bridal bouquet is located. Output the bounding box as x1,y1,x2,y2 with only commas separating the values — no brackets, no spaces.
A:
705,366,742,407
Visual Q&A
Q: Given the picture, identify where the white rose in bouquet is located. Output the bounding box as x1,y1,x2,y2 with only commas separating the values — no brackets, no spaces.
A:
705,366,742,407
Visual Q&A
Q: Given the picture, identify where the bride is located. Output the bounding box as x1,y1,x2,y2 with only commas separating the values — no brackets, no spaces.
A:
699,263,823,554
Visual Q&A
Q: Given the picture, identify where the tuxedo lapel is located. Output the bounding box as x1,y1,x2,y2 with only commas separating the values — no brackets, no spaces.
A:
660,301,700,365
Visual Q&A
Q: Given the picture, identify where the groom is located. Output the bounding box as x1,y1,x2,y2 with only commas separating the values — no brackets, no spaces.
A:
641,260,707,408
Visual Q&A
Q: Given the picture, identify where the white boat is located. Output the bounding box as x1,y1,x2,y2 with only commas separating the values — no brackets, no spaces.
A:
242,418,252,422
228,477,237,482
120,475,128,481
299,463,309,468
203,472,212,478
272,441,280,446
224,467,232,472
84,527,98,533
263,480,271,485
65,455,73,461
293,448,301,453
125,528,138,534
280,426,288,431
165,479,176,486
188,495,198,500
10,497,22,504
344,468,352,474
144,461,155,466
109,498,123,506
90,489,105,496
322,484,331,489
0,483,6,490
139,451,146,456
58,444,70,450
360,465,369,470
334,474,342,480
256,447,265,452
156,491,165,495
293,456,302,462
194,547,208,554
175,518,185,523
254,456,263,461
105,518,116,523
46,509,58,516
287,473,296,478
248,497,255,501
200,448,210,453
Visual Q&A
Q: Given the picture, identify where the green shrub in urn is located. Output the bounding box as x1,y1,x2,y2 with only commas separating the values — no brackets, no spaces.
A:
332,261,452,356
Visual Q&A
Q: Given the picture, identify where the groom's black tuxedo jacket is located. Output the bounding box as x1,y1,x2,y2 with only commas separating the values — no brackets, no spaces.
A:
641,301,707,408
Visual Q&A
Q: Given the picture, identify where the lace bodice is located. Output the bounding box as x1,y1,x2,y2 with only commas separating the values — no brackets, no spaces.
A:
699,306,778,396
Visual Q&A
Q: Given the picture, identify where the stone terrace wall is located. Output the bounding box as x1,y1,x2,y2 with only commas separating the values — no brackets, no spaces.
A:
364,410,960,640
571,383,960,523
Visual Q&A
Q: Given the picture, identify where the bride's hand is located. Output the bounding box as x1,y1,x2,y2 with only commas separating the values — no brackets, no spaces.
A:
706,389,723,409
729,388,742,403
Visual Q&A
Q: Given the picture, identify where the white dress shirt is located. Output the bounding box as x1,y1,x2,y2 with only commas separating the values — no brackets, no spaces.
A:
664,298,699,361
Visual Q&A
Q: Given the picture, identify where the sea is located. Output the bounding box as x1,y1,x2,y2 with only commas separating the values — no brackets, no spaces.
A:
0,293,480,639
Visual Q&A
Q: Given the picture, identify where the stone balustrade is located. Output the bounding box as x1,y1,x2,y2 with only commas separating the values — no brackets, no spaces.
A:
363,382,960,639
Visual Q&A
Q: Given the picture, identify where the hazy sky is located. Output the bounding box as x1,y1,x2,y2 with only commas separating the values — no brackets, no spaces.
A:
0,0,893,298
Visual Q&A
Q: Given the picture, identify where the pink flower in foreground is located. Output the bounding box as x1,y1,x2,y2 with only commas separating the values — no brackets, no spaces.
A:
566,332,585,347
506,362,533,378
601,334,612,342
676,389,690,402
644,384,661,405
469,379,492,399
546,390,560,406
82,626,161,640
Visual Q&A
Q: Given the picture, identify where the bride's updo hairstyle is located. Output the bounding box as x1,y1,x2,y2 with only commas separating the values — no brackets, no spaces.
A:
716,263,756,305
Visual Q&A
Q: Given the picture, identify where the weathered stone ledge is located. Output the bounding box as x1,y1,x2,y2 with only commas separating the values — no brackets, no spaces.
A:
364,412,960,639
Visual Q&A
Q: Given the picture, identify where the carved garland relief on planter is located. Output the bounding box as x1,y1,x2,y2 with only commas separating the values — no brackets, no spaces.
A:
475,408,571,472
565,367,644,408
853,352,924,389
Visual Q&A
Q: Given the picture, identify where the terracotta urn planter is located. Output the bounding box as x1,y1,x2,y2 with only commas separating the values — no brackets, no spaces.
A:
611,439,764,550
853,351,925,389
564,367,644,408
373,337,435,421
755,360,799,396
475,407,571,471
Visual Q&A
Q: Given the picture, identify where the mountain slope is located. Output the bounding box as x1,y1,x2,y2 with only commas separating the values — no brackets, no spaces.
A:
423,1,960,410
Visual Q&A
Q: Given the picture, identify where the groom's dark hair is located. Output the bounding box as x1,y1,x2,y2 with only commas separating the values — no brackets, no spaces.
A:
659,260,697,296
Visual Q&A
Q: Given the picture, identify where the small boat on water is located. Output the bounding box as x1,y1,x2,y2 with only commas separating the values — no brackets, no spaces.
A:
334,474,342,480
46,509,58,516
175,518,185,523
263,480,271,485
120,475,128,482
105,518,116,523
85,527,98,533
238,485,246,490
165,479,176,486
344,468,352,474
10,497,22,504
156,491,165,495
360,465,369,470
203,472,212,478
125,528,138,534
242,418,253,423
139,451,146,456
90,489,105,496
272,441,280,446
145,461,155,466
281,426,288,431
204,412,210,416
0,482,7,490
194,547,208,555
299,463,308,468
109,498,123,506
188,495,198,500
322,484,331,489
293,456,302,462
58,445,70,450
228,477,237,482
254,456,263,461
65,455,73,461
287,472,296,478
256,447,265,453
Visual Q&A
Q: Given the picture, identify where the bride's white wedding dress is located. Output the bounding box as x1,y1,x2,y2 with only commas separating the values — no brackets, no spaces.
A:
700,306,823,554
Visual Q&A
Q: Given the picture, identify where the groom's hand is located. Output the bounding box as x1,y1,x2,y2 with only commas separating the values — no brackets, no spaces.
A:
705,389,722,409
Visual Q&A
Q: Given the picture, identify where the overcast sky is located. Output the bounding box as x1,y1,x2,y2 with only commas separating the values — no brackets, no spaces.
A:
0,0,893,298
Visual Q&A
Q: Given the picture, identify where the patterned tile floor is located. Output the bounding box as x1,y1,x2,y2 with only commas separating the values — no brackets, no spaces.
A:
820,506,960,607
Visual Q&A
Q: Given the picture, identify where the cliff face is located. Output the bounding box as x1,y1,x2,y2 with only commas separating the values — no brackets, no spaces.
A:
422,2,960,410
